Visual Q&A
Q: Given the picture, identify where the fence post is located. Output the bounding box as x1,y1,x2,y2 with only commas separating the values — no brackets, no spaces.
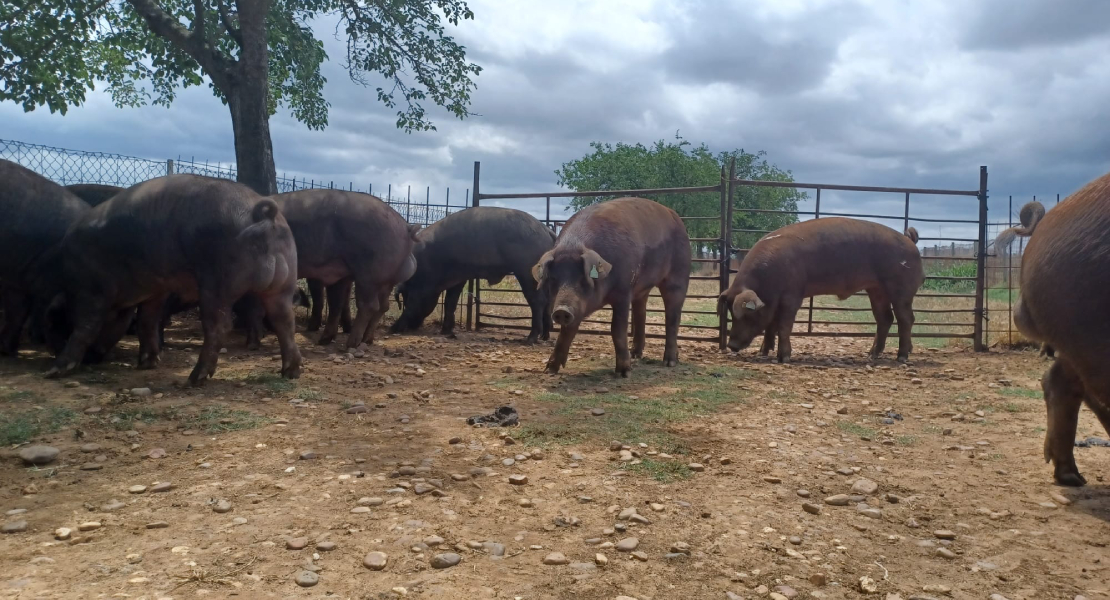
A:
425,186,430,225
973,166,989,351
719,158,736,350
166,159,174,176
1007,194,1013,345
467,162,480,331
807,188,822,333
546,196,551,231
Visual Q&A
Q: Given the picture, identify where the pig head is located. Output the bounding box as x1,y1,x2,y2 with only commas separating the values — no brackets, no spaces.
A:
532,246,612,328
719,289,774,352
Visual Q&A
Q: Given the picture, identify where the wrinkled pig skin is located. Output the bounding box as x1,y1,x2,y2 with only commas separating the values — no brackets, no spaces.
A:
392,206,555,343
44,174,303,386
532,197,691,377
720,217,924,364
995,175,1110,486
0,159,91,355
272,189,419,349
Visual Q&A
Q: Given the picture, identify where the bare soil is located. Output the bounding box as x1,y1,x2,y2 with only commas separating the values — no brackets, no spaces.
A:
1,312,1108,600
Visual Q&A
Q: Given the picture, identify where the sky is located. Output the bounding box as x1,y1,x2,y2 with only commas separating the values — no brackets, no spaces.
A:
4,0,1109,245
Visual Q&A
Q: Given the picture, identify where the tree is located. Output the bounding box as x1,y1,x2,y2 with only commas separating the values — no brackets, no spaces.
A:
554,134,805,260
0,0,481,194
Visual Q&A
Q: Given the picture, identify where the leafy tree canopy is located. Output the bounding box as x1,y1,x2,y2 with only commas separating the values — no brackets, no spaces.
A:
555,134,806,255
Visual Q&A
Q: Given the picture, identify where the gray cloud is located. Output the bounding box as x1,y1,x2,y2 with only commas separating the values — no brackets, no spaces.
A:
960,0,1110,51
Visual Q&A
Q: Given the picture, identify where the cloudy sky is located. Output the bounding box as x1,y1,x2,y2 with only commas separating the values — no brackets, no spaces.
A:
4,0,1109,243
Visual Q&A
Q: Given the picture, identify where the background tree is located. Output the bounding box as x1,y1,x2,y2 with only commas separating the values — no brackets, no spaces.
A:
0,0,482,194
555,135,805,262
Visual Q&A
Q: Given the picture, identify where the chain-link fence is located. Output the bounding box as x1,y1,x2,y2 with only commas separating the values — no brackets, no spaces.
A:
1,138,469,226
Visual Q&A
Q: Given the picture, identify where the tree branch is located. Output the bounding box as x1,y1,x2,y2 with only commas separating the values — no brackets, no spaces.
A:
216,0,242,45
125,0,235,88
0,0,113,80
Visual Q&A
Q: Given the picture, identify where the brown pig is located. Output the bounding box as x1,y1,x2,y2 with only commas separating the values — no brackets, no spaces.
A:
532,197,691,377
995,175,1110,486
719,217,925,363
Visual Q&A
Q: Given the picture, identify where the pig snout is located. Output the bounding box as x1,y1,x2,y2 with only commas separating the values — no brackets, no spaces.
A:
727,337,743,352
552,305,575,326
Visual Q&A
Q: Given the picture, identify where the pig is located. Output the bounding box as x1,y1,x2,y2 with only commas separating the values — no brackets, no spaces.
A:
64,183,124,207
719,217,925,363
994,177,1110,486
272,189,419,348
44,174,302,385
391,206,556,342
305,278,352,334
532,197,691,377
0,160,91,355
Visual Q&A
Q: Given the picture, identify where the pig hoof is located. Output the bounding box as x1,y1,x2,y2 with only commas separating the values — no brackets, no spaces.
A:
316,335,335,346
896,356,909,364
282,365,302,379
1055,471,1086,487
544,363,562,375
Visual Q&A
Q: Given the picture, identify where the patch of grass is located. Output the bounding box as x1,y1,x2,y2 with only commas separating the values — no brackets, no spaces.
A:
923,262,977,294
895,435,917,446
243,372,296,394
0,406,78,446
295,388,323,402
1034,426,1046,434
767,390,795,401
999,387,1042,399
1,390,42,403
922,424,945,435
620,458,692,483
681,312,719,328
837,420,878,439
185,406,269,434
111,407,178,430
1002,402,1027,413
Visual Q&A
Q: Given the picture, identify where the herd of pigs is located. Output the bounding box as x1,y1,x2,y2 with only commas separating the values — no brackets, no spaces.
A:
1,157,1109,487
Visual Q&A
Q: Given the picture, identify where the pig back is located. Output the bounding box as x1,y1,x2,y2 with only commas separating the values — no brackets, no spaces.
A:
0,160,90,284
417,207,555,278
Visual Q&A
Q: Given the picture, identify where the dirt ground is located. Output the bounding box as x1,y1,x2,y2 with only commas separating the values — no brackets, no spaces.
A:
1,310,1108,600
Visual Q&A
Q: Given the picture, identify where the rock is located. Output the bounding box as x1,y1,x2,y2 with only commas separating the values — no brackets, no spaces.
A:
346,405,369,414
2,521,28,534
150,482,173,493
18,445,59,466
55,527,72,540
851,478,878,495
933,530,956,540
483,542,506,557
543,552,569,565
615,537,639,552
670,541,691,554
763,476,782,484
502,458,516,467
989,595,1010,600
803,502,822,515
130,387,152,396
80,444,102,453
363,551,388,570
424,535,445,547
595,553,608,565
359,497,384,506
80,463,102,471
317,541,337,551
147,448,166,459
788,536,802,545
414,483,435,495
449,436,462,444
860,508,883,519
430,553,461,569
797,489,811,498
688,463,705,472
351,506,371,514
630,551,648,561
213,500,233,513
77,521,101,531
591,408,605,416
294,570,319,587
509,475,528,485
287,537,308,550
810,573,827,586
859,576,878,593
935,547,957,559
299,451,319,460
824,494,851,506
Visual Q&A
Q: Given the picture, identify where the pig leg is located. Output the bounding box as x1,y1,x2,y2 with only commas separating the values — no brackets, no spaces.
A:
134,298,168,369
319,278,353,346
611,298,633,377
261,291,303,379
630,294,648,359
188,293,232,386
1042,358,1087,486
441,282,465,339
775,297,803,363
356,288,392,347
339,287,354,334
545,323,580,374
660,281,687,367
891,296,916,363
866,290,895,360
48,295,110,378
759,324,776,356
306,279,324,332
542,295,554,341
86,308,136,364
347,282,384,348
237,294,265,350
519,282,545,344
0,289,31,355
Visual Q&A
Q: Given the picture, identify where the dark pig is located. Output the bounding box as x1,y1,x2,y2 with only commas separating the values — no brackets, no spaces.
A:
719,217,925,363
994,177,1110,486
391,207,556,342
305,278,352,334
272,189,419,348
532,197,691,377
46,174,302,385
65,183,124,207
0,159,90,354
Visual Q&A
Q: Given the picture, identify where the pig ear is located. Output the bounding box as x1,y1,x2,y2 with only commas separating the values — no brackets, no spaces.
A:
582,249,612,283
532,252,554,289
742,292,765,311
717,293,730,314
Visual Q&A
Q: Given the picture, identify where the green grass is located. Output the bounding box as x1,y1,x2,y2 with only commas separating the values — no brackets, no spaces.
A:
243,372,296,394
1002,402,1027,413
837,420,878,439
294,388,323,402
185,406,269,434
680,312,719,328
1,390,42,403
895,435,917,446
999,387,1042,399
619,458,693,483
923,262,977,294
514,364,750,453
0,406,78,446
111,407,179,430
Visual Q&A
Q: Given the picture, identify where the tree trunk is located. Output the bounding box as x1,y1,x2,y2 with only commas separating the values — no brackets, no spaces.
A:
228,0,277,195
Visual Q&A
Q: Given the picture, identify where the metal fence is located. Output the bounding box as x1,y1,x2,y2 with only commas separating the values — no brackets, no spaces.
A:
0,138,470,226
465,159,993,352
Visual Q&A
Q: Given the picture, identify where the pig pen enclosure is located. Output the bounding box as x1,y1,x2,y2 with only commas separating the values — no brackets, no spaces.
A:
458,160,993,354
